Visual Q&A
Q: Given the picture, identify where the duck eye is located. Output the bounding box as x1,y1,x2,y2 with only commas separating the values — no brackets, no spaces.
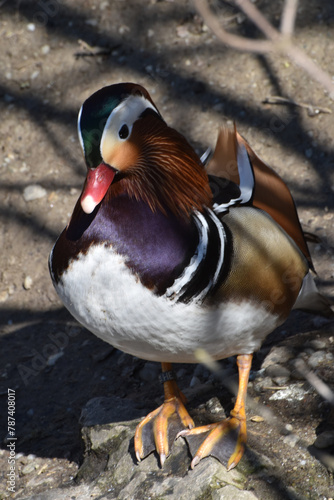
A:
118,124,129,140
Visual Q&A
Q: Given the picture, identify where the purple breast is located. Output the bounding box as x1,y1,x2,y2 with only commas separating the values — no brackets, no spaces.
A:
50,193,198,295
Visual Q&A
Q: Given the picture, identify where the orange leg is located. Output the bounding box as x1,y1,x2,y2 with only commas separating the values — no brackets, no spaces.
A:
178,354,252,470
134,362,194,466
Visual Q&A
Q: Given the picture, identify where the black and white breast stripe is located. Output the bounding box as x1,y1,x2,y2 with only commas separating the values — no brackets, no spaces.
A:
164,209,227,304
164,142,256,304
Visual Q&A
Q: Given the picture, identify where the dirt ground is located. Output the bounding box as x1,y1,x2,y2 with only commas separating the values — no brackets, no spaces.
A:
0,0,334,498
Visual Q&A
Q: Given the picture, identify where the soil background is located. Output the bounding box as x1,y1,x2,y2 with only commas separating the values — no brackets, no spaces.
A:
0,1,334,499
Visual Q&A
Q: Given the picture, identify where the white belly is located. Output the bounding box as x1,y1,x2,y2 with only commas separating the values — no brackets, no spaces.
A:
54,245,281,363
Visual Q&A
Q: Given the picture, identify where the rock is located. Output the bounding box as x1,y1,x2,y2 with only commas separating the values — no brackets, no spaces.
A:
212,484,258,499
75,403,263,499
264,363,290,379
312,316,331,328
301,347,314,356
85,18,98,27
22,484,102,500
307,339,326,350
194,363,207,379
283,433,300,448
280,423,294,436
30,70,40,80
41,44,50,55
308,350,326,368
289,363,306,381
23,275,33,290
269,384,309,402
80,396,146,427
253,376,273,393
190,375,201,387
46,350,64,366
22,462,38,475
250,368,265,381
261,346,294,369
4,93,15,103
0,290,9,302
23,184,47,202
91,345,115,362
314,430,334,449
273,376,290,386
176,368,187,379
100,1,110,10
139,361,160,382
206,397,226,416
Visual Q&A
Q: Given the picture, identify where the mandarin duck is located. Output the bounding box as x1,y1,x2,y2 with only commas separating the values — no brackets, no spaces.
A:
49,83,333,470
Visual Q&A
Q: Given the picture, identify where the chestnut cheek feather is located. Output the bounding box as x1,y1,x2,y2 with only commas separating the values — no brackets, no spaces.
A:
81,163,116,214
101,137,140,172
112,141,139,171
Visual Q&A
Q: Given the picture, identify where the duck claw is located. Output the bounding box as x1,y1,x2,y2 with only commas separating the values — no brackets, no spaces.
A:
178,416,246,470
134,396,194,466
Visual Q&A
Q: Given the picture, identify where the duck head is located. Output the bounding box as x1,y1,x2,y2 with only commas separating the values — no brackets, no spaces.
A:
78,83,212,219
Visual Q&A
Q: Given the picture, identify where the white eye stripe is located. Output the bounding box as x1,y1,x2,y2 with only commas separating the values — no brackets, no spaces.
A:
100,94,159,162
77,104,85,152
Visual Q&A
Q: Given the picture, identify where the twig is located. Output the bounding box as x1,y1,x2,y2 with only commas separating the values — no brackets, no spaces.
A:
74,39,113,58
294,358,334,406
280,0,299,36
235,0,279,40
194,0,272,53
263,95,332,116
284,42,334,100
194,0,334,99
263,386,289,391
